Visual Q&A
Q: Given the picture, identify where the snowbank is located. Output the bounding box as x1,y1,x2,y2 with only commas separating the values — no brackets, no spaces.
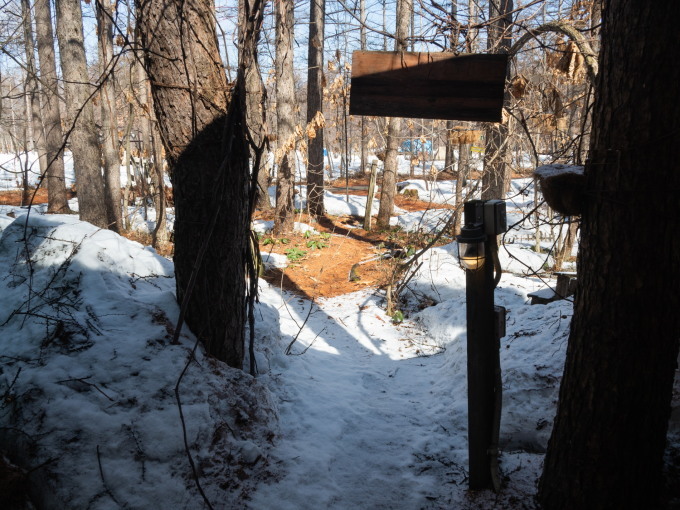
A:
0,213,278,508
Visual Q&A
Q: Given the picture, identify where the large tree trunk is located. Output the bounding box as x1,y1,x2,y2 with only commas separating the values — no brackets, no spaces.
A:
481,0,512,201
97,0,123,232
34,0,70,213
136,0,256,368
55,0,108,227
273,0,295,235
538,2,680,509
305,0,325,217
376,0,411,229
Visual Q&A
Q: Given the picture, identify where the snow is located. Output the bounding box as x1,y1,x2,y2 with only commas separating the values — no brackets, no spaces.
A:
265,186,407,218
0,164,677,509
534,164,584,179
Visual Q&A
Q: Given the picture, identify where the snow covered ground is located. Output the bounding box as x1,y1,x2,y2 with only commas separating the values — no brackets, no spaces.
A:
0,159,677,508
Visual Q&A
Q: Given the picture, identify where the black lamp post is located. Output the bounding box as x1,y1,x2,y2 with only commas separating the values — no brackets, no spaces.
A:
457,199,507,491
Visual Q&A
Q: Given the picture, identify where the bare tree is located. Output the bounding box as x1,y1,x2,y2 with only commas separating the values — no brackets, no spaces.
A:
538,1,680,508
21,0,47,201
96,0,122,232
358,0,367,180
306,0,325,217
482,0,513,200
273,0,295,234
376,0,411,229
136,0,263,367
34,0,70,213
55,0,108,227
240,0,269,212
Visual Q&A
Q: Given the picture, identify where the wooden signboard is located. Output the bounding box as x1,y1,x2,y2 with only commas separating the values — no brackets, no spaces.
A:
349,51,508,122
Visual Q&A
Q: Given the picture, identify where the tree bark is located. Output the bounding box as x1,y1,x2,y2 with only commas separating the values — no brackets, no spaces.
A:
273,0,295,235
306,0,325,217
55,0,108,227
21,0,48,186
97,0,123,232
358,0,367,180
376,0,411,229
136,0,257,368
34,0,70,213
538,2,680,508
239,0,269,212
481,0,512,201
453,142,470,235
150,125,168,248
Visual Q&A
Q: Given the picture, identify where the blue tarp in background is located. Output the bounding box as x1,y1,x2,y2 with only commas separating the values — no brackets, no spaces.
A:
400,139,433,155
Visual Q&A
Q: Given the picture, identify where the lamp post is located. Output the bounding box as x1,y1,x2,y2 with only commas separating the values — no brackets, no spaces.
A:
457,199,507,491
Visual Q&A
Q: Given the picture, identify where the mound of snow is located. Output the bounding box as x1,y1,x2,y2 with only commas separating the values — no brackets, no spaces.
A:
0,213,278,508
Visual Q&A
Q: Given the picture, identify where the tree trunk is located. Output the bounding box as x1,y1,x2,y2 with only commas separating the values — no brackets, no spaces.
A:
538,2,680,509
150,123,168,248
482,0,512,201
453,142,470,235
34,0,71,213
97,0,123,232
55,0,108,227
359,0,367,180
21,0,48,187
136,0,258,368
240,0,270,212
273,0,295,235
376,0,411,229
306,0,325,217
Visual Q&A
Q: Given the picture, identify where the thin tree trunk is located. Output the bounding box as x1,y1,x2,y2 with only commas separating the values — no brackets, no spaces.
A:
273,0,295,235
240,0,270,212
453,142,470,235
376,0,411,229
538,2,680,508
306,0,325,217
34,0,70,213
359,0,367,179
121,105,134,229
482,0,513,201
55,0,108,227
21,90,32,205
150,161,167,247
21,0,48,187
133,41,169,245
97,0,122,232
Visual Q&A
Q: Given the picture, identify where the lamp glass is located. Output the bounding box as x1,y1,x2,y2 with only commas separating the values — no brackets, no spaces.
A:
459,241,485,270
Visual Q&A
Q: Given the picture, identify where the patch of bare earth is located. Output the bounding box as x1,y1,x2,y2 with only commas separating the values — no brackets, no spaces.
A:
0,180,458,299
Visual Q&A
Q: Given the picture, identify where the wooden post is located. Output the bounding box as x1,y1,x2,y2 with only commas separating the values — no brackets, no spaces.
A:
464,202,498,491
363,160,378,230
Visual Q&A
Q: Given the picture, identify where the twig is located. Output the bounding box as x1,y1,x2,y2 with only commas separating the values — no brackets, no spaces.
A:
96,445,123,507
285,299,316,355
56,377,114,402
289,326,327,356
1,367,21,403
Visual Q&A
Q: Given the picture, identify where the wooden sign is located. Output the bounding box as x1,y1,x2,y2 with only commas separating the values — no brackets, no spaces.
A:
349,51,508,122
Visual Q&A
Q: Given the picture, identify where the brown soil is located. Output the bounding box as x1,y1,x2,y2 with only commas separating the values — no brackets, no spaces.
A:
258,212,399,300
1,183,453,300
0,187,50,205
261,230,388,300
